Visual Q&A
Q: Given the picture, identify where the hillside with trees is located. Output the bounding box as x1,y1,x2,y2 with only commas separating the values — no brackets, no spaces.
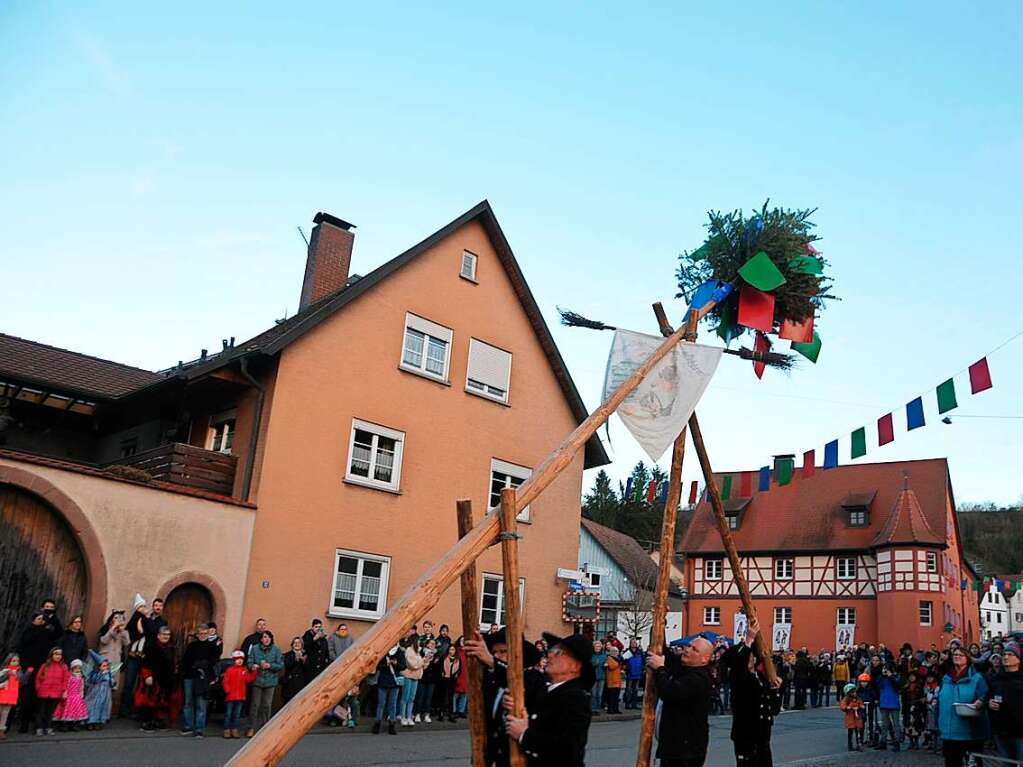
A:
957,504,1023,574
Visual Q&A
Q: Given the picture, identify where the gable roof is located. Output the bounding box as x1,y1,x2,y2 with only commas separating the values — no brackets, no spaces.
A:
2,202,610,468
581,518,682,596
681,458,953,554
173,200,610,467
872,485,944,547
0,333,163,400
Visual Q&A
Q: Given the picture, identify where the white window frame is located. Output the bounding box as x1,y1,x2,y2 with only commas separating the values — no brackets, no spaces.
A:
726,514,738,530
705,559,723,581
490,458,532,522
920,600,933,626
344,419,405,493
328,548,391,621
588,572,602,588
465,338,512,404
703,606,721,626
926,551,938,573
837,607,856,625
775,558,794,580
837,557,857,580
460,250,478,281
774,607,792,624
848,509,868,526
400,313,453,382
479,573,525,629
206,409,237,454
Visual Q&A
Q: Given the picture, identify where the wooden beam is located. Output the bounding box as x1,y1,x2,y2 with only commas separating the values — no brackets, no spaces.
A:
688,413,777,685
226,318,697,767
499,488,527,767
635,430,686,767
457,500,488,767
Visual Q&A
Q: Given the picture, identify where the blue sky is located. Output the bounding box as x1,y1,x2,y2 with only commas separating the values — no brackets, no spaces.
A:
1,3,1020,505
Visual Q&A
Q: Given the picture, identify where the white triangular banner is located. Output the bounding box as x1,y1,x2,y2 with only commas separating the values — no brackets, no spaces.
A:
601,330,723,462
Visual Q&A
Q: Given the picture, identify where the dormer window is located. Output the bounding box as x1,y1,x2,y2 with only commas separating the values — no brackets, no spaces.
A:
848,508,869,526
841,491,876,527
726,514,739,530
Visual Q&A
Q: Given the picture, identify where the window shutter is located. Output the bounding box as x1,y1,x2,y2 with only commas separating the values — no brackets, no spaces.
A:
467,339,512,392
406,313,453,343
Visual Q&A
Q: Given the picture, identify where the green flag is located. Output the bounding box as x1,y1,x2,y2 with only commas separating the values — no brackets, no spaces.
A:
721,474,733,500
790,255,824,275
717,300,739,343
738,251,787,292
851,427,867,459
937,378,958,414
777,458,794,486
690,243,710,261
791,331,822,363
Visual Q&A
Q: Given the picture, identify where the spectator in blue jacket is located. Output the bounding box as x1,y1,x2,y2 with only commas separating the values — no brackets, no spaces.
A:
874,663,903,751
590,641,607,713
938,645,989,767
624,639,645,710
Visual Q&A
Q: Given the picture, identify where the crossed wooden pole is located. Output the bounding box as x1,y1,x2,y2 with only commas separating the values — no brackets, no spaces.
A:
225,299,770,767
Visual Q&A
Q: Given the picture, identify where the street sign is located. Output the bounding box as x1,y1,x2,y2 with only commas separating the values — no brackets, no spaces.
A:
557,567,585,581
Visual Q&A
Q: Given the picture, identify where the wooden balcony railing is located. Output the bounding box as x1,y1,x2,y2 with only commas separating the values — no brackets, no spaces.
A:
109,442,237,496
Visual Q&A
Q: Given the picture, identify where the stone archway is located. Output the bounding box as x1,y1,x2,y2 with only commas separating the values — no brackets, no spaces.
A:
157,571,228,651
0,466,108,652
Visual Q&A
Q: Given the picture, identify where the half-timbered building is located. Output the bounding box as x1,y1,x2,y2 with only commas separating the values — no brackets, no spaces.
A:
680,458,981,650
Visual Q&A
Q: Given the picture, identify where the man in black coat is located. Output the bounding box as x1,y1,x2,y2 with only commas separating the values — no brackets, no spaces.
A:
465,628,546,767
180,624,221,737
647,635,714,767
724,618,782,767
503,632,593,767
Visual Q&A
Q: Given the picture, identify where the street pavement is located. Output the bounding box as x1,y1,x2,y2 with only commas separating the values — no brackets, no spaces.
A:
2,707,948,766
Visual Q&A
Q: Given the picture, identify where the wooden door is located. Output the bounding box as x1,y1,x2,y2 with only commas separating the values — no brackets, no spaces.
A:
164,582,214,659
0,485,88,655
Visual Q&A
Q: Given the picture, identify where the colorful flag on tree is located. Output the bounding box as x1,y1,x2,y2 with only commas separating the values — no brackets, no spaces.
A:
737,286,775,332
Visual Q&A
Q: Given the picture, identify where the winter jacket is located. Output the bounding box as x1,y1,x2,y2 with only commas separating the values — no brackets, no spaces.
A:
454,648,468,694
282,650,308,698
654,663,712,762
0,664,20,705
181,638,220,693
35,660,70,699
327,632,353,662
625,650,645,681
793,655,814,684
606,657,624,688
376,653,402,688
833,660,850,683
988,669,1023,738
938,666,990,742
726,645,781,744
98,625,130,667
221,665,256,702
517,676,591,767
17,624,53,671
302,629,329,677
59,630,88,666
858,681,877,705
247,643,283,688
840,696,864,729
401,648,424,680
590,651,608,682
877,672,902,710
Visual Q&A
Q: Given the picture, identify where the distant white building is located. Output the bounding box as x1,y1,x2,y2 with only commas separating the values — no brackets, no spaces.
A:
578,519,685,648
981,576,1023,638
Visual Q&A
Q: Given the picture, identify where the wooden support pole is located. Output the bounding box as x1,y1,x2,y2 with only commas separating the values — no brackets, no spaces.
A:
226,317,697,767
688,413,777,685
499,488,527,767
635,430,686,767
457,500,488,767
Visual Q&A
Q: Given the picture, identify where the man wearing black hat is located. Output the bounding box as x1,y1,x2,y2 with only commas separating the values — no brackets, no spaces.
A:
503,632,593,767
465,628,546,767
723,618,782,767
647,635,715,767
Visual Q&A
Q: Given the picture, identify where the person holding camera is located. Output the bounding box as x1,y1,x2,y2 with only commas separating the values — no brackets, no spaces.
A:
874,662,902,751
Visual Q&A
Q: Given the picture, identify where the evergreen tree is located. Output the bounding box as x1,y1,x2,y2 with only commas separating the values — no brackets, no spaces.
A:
582,470,619,528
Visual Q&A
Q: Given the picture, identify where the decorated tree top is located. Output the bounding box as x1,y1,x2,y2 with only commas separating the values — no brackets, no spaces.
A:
675,202,837,369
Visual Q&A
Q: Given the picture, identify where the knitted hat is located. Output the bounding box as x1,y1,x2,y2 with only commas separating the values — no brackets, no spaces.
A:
232,650,246,659
1004,642,1021,660
70,659,83,669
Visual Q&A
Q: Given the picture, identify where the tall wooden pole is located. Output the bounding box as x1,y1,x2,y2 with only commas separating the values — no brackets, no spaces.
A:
634,430,686,767
227,317,697,767
688,413,777,685
499,488,527,767
457,500,487,767
649,301,776,683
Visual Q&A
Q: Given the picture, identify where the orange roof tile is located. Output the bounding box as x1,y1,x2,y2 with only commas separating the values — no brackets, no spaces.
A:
871,485,944,547
681,458,951,554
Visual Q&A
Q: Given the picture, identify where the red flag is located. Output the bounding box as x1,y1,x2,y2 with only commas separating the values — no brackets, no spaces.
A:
688,481,698,505
969,358,993,394
738,286,775,332
877,413,895,446
753,331,771,379
646,480,657,502
802,449,816,478
779,314,814,343
740,471,752,497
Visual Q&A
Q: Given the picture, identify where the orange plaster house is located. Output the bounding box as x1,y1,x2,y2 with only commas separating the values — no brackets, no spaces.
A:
680,458,980,651
0,201,608,653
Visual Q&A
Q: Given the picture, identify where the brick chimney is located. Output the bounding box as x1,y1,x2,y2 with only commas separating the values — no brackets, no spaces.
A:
299,212,355,310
